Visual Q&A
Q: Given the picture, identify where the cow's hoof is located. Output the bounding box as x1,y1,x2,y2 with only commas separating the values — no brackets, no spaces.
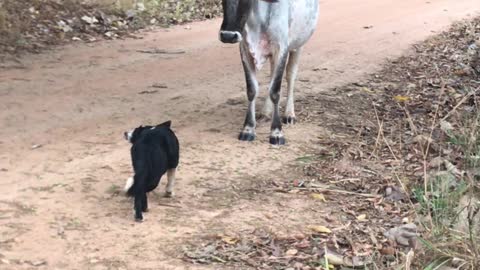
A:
282,116,297,125
164,191,174,198
135,217,143,222
238,132,255,141
269,136,286,145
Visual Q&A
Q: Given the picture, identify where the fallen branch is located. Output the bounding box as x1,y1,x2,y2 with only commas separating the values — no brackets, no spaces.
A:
138,90,158,95
137,48,186,54
441,89,476,121
275,186,381,198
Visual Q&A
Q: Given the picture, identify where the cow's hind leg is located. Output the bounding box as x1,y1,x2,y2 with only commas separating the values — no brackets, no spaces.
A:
283,48,302,124
239,43,259,141
269,51,289,145
165,168,176,198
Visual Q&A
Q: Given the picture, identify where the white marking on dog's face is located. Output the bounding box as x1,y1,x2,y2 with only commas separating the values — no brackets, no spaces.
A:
125,129,134,143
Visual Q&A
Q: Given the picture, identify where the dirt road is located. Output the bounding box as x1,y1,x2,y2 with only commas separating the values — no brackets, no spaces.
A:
0,0,479,269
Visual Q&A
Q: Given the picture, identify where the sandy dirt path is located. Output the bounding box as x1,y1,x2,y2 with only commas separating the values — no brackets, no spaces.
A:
0,0,479,269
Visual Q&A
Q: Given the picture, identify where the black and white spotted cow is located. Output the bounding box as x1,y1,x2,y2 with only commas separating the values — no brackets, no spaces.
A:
219,0,319,145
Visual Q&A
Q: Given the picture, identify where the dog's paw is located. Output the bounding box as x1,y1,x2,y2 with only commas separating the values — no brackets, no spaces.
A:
134,212,144,222
164,191,174,198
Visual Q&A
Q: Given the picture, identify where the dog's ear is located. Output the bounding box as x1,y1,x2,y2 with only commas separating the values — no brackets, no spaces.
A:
158,120,172,128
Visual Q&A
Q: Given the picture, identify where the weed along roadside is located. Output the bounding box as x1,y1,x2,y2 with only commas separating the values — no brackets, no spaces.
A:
184,17,480,269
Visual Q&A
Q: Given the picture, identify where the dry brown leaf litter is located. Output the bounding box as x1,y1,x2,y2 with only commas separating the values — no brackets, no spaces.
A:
0,0,221,56
184,16,480,269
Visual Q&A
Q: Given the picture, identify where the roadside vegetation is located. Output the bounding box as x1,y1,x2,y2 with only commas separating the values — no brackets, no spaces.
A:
0,0,221,55
185,16,480,270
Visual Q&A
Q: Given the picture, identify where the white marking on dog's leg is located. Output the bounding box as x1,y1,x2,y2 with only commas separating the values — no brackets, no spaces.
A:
124,176,134,193
285,49,301,123
165,168,176,197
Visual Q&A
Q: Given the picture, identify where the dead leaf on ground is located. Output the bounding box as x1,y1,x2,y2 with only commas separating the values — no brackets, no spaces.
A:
310,193,327,202
308,225,332,234
394,95,411,102
321,248,371,267
285,249,298,256
217,235,238,245
356,214,367,221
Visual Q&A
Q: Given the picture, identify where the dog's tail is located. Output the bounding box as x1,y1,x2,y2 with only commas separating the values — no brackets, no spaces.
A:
124,176,134,195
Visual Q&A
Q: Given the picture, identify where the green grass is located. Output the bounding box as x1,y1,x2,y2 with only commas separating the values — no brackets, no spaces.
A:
416,114,480,269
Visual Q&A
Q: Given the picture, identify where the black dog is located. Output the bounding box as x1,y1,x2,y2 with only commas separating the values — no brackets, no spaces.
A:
123,120,179,222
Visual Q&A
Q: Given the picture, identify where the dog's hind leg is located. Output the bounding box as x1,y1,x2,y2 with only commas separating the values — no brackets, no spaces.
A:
165,168,176,198
134,193,144,222
141,193,148,212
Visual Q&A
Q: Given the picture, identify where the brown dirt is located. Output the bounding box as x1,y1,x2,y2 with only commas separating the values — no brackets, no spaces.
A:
0,0,479,269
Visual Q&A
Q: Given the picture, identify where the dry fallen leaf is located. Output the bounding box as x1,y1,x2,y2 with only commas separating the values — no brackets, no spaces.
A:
217,235,238,245
285,249,298,256
356,214,367,221
362,87,375,93
310,193,326,202
394,95,411,102
308,225,332,234
322,248,370,267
